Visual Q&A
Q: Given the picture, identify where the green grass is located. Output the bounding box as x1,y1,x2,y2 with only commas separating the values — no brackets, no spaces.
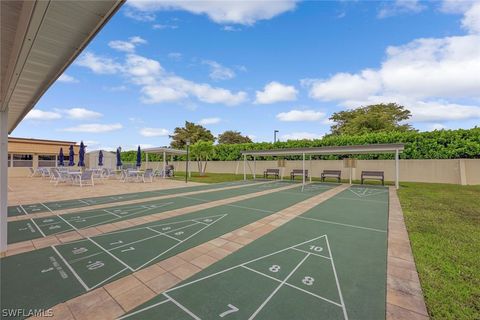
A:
398,182,480,320
172,172,255,184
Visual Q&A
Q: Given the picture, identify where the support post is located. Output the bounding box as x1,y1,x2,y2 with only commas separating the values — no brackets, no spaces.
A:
395,149,399,189
243,154,246,181
302,153,306,186
309,155,312,183
0,109,8,254
146,153,148,169
253,156,256,180
163,151,166,178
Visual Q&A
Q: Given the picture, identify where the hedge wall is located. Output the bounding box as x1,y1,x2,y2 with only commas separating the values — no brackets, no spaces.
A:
122,127,480,161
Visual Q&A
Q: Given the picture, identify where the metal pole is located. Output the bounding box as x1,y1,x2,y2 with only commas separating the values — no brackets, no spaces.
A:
253,156,256,180
302,153,306,186
309,155,312,183
186,146,189,183
243,154,246,181
0,109,8,254
274,130,279,143
395,149,399,189
146,153,148,169
163,151,166,178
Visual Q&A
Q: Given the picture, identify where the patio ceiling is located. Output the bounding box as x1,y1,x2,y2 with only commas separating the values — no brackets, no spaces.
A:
0,0,125,134
143,147,188,155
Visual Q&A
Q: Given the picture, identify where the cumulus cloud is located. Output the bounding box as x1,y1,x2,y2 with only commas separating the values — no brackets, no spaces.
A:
199,117,221,125
462,2,480,34
139,127,170,137
276,109,325,122
378,0,426,18
127,0,297,25
57,74,78,83
108,36,147,53
281,132,323,141
76,52,122,74
255,81,298,104
62,123,123,133
25,109,61,121
203,60,235,81
60,108,103,120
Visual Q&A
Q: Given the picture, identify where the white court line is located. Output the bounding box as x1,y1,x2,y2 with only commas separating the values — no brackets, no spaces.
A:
29,218,47,237
19,205,29,215
39,202,54,212
103,209,122,218
163,293,201,320
146,227,182,242
334,197,388,204
291,247,331,260
296,216,387,233
51,246,89,291
40,203,80,233
78,199,91,206
242,264,343,308
248,253,311,319
88,267,129,291
118,298,171,319
226,203,274,214
325,236,349,320
134,214,228,271
87,237,135,271
167,235,327,293
37,212,112,227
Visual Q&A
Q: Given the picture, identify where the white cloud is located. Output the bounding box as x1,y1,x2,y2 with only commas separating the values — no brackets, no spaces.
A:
108,36,147,53
58,74,78,83
61,108,103,120
255,81,298,104
152,23,178,30
127,0,297,25
199,117,221,125
276,109,325,122
124,8,156,22
25,109,61,120
223,25,241,32
203,60,235,80
462,2,480,34
429,123,447,131
62,123,123,133
139,127,170,137
103,85,127,92
281,132,323,141
76,52,122,74
168,52,182,61
378,0,426,18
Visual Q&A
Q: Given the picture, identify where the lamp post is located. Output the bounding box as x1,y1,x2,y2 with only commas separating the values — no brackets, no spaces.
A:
185,139,190,183
274,130,279,143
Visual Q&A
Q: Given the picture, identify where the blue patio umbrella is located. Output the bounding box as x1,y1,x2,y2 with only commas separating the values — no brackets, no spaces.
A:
98,150,104,166
68,145,75,166
78,141,85,167
58,148,65,166
116,147,122,168
136,145,142,168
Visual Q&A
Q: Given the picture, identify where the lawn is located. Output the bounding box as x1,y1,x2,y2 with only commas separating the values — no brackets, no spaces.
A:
398,182,480,320
172,172,254,183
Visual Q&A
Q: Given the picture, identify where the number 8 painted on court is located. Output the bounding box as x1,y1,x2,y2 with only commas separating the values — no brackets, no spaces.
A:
269,265,281,273
302,276,315,286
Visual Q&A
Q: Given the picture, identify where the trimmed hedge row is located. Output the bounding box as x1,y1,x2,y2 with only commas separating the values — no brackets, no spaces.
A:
122,127,480,161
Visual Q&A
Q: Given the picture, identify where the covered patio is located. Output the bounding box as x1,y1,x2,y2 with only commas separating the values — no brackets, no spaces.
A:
143,147,187,178
241,143,405,189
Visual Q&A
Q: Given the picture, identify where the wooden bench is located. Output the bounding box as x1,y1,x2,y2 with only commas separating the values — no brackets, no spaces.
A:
321,170,341,183
361,171,384,185
290,169,308,180
264,168,280,179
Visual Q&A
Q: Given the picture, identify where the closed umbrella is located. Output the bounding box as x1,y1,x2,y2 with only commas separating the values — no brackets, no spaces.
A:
98,150,104,167
58,148,65,166
116,147,122,169
78,141,85,167
136,145,142,168
68,145,75,166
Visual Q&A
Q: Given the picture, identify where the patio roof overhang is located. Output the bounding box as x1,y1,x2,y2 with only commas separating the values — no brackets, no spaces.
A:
1,0,125,133
143,147,187,156
241,143,405,157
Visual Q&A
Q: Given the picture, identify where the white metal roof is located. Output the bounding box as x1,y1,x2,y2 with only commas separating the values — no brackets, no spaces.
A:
241,143,405,156
1,0,124,133
143,147,187,155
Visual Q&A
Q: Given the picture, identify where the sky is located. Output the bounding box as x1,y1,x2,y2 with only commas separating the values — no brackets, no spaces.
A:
13,0,480,151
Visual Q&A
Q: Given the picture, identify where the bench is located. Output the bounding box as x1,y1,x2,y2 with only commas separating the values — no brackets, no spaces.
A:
264,168,280,179
361,171,384,185
321,170,342,183
290,169,308,180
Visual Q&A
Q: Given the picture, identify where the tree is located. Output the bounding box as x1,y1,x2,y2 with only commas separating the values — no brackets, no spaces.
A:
218,130,252,144
190,140,215,176
170,121,215,148
328,103,415,136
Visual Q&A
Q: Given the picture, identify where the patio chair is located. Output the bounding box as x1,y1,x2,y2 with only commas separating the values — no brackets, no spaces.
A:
102,168,115,179
28,167,37,177
50,168,69,186
143,168,154,183
72,170,94,187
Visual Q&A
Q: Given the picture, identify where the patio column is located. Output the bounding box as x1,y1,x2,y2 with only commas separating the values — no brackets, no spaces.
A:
163,151,166,178
395,149,399,189
302,152,306,186
253,156,256,180
146,153,148,169
309,155,312,183
243,154,246,181
0,109,8,254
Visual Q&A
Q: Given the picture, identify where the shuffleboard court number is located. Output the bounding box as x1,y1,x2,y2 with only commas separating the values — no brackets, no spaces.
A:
162,227,171,231
87,261,105,270
269,265,281,273
174,231,184,236
219,304,239,317
309,245,323,252
72,247,88,255
203,219,213,223
302,276,315,286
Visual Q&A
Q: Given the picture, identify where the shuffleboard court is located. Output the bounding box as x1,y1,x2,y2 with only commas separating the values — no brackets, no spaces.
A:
7,181,294,244
0,183,335,319
7,180,258,217
122,185,389,320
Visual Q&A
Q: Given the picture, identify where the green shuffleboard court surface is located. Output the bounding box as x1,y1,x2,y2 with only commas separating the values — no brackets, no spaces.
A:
0,183,335,319
122,185,389,320
8,181,293,244
7,180,258,217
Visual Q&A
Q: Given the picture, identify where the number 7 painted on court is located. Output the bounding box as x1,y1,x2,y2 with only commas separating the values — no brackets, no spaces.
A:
219,304,239,317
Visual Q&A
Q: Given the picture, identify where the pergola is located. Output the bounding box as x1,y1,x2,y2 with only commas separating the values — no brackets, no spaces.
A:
0,0,124,254
241,143,405,189
143,147,187,178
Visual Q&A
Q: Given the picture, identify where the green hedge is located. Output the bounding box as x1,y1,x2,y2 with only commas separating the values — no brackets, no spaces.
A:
122,127,480,161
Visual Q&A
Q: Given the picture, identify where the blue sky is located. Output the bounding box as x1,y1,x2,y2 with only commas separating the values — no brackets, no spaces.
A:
14,0,480,151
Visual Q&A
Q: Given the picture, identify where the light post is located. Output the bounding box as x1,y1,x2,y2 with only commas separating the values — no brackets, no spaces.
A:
274,130,279,143
185,139,190,183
